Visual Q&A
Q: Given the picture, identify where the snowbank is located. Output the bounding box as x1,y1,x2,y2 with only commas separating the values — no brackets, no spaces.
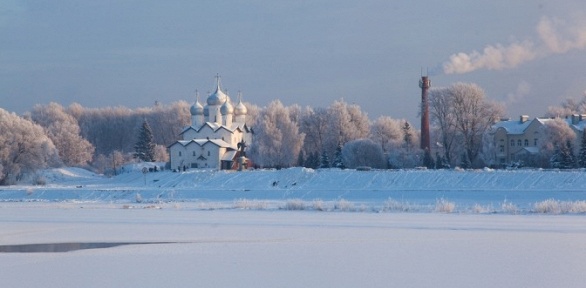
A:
2,167,586,214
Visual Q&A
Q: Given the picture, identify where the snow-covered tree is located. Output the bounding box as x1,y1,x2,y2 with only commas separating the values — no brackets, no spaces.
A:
369,116,402,154
0,108,59,185
430,83,504,168
342,139,386,169
429,87,458,165
134,119,156,162
299,107,329,160
29,102,94,166
249,100,305,168
324,100,370,161
331,143,345,169
540,118,577,168
402,121,414,151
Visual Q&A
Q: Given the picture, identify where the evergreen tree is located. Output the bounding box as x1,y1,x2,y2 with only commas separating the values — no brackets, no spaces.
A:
460,151,471,169
423,149,435,169
550,144,562,168
402,121,413,151
134,119,156,162
297,150,305,167
560,140,576,169
304,151,320,169
579,130,586,168
332,143,345,169
319,149,330,168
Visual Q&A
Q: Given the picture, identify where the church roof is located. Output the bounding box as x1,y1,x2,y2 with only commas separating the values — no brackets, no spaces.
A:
167,138,236,149
179,121,251,136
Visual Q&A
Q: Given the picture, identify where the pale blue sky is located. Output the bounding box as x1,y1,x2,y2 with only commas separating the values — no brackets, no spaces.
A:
1,0,585,126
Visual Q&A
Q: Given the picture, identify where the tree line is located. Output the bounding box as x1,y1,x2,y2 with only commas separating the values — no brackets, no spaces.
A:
1,81,586,184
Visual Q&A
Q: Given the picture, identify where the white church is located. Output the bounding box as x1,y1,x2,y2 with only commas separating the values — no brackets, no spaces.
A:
168,76,252,170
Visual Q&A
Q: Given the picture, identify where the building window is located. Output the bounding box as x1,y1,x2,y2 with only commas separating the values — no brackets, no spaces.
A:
517,140,522,146
534,139,538,146
499,145,504,153
208,151,210,156
179,151,182,157
510,139,515,147
192,151,196,156
524,139,529,147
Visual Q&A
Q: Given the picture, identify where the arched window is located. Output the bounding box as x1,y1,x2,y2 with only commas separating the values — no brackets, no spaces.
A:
517,140,522,146
510,139,515,147
524,139,529,147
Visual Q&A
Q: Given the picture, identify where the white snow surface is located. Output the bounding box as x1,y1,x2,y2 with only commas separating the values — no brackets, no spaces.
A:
1,167,586,287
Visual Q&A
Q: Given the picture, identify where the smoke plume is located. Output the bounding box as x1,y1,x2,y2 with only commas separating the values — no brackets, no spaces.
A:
443,16,586,74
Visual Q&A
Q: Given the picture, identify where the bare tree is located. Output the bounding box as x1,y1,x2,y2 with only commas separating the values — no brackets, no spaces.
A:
429,87,458,165
430,83,504,167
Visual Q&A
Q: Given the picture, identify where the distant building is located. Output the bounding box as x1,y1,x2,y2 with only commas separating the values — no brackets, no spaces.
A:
491,115,586,165
168,76,252,170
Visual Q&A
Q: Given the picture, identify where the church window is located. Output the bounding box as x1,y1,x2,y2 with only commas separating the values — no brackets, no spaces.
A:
208,151,210,156
517,140,522,146
179,151,182,157
524,139,529,147
534,138,538,146
193,151,196,156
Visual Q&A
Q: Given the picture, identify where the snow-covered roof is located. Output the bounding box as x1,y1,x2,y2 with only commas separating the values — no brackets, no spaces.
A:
180,121,250,135
168,138,236,149
492,118,533,134
221,150,238,161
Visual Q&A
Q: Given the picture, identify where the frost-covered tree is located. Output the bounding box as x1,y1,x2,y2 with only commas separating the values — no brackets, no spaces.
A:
429,87,458,165
540,118,577,168
450,83,504,167
29,102,94,166
249,100,305,168
546,95,586,118
369,116,403,154
134,119,156,162
342,139,386,169
402,121,414,151
0,108,59,185
299,107,329,160
324,100,370,161
430,83,504,167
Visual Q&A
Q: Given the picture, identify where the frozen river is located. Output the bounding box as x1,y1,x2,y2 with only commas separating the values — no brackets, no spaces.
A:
0,203,585,288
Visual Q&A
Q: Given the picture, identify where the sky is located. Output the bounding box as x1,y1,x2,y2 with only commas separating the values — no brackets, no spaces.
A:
1,0,586,127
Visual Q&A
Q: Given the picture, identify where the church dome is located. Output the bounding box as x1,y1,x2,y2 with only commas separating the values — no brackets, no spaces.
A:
234,99,247,116
220,99,234,115
190,100,204,116
207,77,228,106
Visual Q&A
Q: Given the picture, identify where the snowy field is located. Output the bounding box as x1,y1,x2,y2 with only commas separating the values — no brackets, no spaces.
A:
1,167,586,287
